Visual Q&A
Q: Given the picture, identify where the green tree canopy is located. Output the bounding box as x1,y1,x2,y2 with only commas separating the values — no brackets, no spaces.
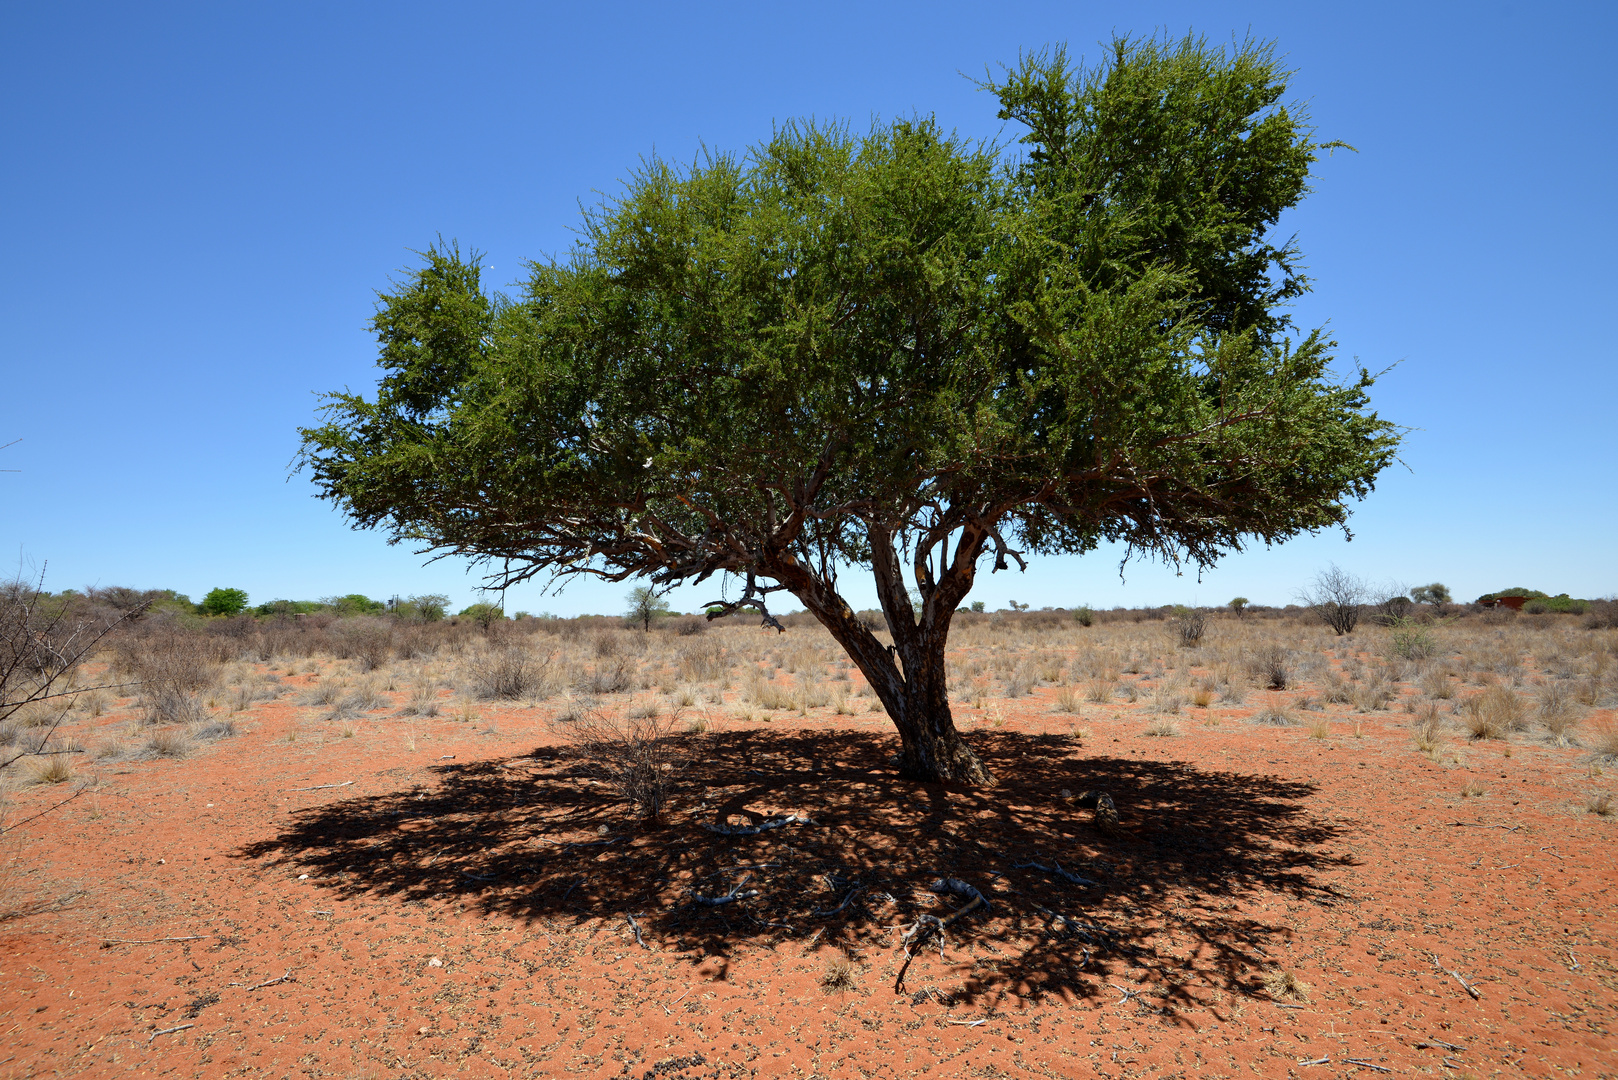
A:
300,35,1400,784
625,586,672,632
200,587,249,617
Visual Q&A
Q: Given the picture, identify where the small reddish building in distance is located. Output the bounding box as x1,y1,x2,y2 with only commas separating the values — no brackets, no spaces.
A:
1478,595,1528,610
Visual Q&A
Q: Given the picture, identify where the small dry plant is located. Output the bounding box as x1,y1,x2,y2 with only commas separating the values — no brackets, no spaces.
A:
1306,720,1331,741
1251,704,1295,726
1460,686,1527,740
1459,778,1486,798
1412,706,1445,760
554,708,681,822
1085,678,1116,703
1588,722,1618,765
1263,969,1310,1002
821,958,861,993
1249,645,1291,691
1143,719,1178,737
1585,792,1614,817
1052,686,1081,713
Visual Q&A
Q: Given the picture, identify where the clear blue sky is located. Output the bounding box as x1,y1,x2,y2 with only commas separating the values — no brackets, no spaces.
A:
4,1,1614,616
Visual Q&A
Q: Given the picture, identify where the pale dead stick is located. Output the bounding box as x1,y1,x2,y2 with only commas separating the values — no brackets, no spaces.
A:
287,781,353,792
1299,1057,1329,1066
1431,954,1482,999
148,1023,193,1043
102,936,207,945
1344,1059,1391,1073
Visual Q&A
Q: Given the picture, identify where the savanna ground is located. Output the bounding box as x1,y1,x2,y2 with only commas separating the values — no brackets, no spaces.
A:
2,606,1615,1079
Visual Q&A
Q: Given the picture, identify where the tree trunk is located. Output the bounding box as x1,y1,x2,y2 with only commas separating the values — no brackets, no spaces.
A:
772,536,993,786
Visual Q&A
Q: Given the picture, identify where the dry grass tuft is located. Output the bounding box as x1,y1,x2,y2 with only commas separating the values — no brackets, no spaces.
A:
821,958,861,993
1585,792,1614,817
1262,968,1311,1002
27,753,76,785
1461,686,1528,740
1306,720,1331,741
1460,778,1486,798
1250,704,1296,726
1143,719,1178,737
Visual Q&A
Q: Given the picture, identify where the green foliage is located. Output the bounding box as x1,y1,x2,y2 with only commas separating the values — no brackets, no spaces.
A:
625,586,672,631
1386,616,1440,660
969,601,986,613
254,599,323,617
397,593,448,621
1409,583,1450,605
199,587,249,617
323,593,387,616
1073,605,1094,626
457,601,505,628
298,36,1400,782
1229,597,1250,614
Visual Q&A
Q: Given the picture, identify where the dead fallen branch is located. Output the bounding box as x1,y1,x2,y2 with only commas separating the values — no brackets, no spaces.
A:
626,913,649,949
1344,1059,1392,1073
287,781,353,792
813,886,865,918
148,1023,194,1043
702,813,814,837
1446,820,1521,831
1013,859,1098,886
689,873,759,906
232,971,293,992
1431,954,1482,999
102,935,207,947
893,879,990,992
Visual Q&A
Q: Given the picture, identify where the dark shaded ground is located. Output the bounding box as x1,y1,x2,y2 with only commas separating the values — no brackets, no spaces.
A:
238,728,1351,1011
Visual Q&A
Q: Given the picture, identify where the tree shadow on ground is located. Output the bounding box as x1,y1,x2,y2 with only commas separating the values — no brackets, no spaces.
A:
236,728,1355,1018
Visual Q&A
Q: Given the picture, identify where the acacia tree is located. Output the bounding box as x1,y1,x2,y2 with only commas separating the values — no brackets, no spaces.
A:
300,36,1400,784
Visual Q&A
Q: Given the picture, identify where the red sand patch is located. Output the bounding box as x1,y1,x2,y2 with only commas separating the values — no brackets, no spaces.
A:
2,677,1615,1078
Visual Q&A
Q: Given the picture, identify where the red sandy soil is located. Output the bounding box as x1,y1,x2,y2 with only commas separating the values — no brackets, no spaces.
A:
2,666,1615,1079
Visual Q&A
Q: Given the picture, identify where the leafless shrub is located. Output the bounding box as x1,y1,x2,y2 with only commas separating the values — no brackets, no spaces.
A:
553,709,680,822
332,618,394,672
1172,607,1209,648
1586,792,1614,817
583,656,635,695
1004,669,1034,697
118,631,218,724
1299,564,1367,635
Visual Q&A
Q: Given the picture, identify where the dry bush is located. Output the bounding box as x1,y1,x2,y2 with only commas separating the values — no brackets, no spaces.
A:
1143,719,1178,737
1411,706,1445,759
1219,679,1247,705
1538,681,1583,746
1460,778,1486,797
1588,722,1618,765
582,656,636,696
1173,608,1209,648
553,709,680,822
1420,669,1456,700
1352,680,1396,712
118,631,219,725
332,618,394,672
191,718,238,741
400,683,441,717
1248,645,1291,690
1251,704,1296,726
1586,792,1614,817
143,727,192,758
1306,720,1330,740
1460,686,1528,740
469,646,550,700
1084,678,1116,703
678,638,727,683
26,751,76,785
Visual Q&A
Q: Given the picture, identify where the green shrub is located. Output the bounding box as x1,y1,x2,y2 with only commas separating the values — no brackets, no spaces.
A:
199,587,249,617
1386,617,1439,661
458,601,505,628
323,593,387,616
1073,605,1094,626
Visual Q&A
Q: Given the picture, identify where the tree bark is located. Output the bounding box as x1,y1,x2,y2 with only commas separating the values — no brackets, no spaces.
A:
763,528,993,786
